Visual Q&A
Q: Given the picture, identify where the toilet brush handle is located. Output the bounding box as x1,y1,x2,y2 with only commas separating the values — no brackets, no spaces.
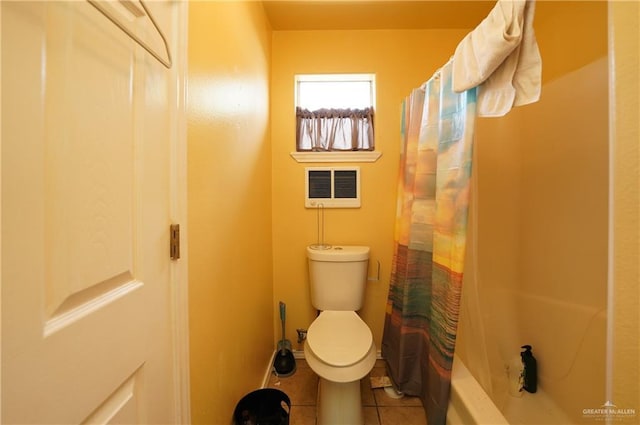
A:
279,301,287,351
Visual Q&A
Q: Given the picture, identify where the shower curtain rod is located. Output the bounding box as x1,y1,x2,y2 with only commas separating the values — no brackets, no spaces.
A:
421,57,453,89
87,0,172,69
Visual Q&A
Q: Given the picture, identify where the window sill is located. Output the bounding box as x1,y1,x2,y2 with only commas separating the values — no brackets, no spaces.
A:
290,151,382,163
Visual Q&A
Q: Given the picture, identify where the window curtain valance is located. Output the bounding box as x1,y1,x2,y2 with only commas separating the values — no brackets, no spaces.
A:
296,107,374,151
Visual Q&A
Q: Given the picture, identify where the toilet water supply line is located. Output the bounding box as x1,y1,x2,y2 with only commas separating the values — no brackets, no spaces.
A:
310,203,381,279
311,203,331,250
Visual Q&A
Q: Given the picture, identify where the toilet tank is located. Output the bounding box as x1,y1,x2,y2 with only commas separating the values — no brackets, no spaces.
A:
307,245,369,311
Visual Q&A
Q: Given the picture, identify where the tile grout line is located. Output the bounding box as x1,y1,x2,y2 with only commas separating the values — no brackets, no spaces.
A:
266,358,427,425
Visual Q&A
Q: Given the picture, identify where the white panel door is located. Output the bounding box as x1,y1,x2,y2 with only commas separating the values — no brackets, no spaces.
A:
1,1,186,423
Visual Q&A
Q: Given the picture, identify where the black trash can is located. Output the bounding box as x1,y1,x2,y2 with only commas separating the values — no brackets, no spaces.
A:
233,388,290,425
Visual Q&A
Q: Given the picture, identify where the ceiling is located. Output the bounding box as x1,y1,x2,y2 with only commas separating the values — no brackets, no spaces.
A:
262,1,496,31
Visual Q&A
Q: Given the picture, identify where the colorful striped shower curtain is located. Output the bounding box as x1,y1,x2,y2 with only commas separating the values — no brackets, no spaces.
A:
381,61,476,425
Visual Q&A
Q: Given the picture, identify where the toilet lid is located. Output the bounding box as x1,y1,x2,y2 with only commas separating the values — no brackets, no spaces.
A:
307,311,373,367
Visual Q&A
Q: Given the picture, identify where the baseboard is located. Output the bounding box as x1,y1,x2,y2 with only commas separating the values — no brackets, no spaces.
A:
261,350,278,388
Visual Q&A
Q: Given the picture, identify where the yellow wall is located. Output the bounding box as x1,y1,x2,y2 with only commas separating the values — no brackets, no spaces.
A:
534,1,608,84
187,2,273,423
271,29,470,351
610,0,640,414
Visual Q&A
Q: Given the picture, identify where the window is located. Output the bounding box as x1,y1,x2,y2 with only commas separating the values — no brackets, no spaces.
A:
295,74,375,152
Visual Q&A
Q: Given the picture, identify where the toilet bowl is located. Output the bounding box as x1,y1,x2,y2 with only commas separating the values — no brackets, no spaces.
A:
304,312,376,424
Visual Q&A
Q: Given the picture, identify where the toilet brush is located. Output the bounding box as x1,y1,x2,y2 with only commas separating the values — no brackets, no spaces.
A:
273,301,296,377
277,302,292,352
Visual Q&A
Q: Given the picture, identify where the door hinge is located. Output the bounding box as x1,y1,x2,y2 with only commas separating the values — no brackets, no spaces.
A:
170,224,180,260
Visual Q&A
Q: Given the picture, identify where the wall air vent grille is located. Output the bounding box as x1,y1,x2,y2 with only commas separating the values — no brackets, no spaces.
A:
305,167,360,208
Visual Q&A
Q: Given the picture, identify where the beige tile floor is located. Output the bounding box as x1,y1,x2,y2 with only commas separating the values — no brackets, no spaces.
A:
267,359,428,425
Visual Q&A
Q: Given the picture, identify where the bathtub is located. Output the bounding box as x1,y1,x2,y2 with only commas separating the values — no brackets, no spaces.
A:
447,356,573,425
447,356,509,425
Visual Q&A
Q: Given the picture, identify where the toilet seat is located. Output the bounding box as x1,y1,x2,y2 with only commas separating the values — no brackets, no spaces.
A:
306,311,373,367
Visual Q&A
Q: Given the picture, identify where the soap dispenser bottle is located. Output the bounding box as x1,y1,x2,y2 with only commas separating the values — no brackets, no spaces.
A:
521,345,537,393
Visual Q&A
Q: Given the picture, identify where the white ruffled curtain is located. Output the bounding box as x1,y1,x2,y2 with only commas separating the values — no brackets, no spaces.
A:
295,107,374,151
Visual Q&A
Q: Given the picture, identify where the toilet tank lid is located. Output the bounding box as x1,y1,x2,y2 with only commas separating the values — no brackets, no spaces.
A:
306,245,369,261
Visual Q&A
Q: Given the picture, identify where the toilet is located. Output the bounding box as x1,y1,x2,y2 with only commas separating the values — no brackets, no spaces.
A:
304,245,376,425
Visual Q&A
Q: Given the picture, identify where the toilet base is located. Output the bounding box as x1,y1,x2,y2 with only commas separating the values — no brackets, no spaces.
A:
317,378,363,425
